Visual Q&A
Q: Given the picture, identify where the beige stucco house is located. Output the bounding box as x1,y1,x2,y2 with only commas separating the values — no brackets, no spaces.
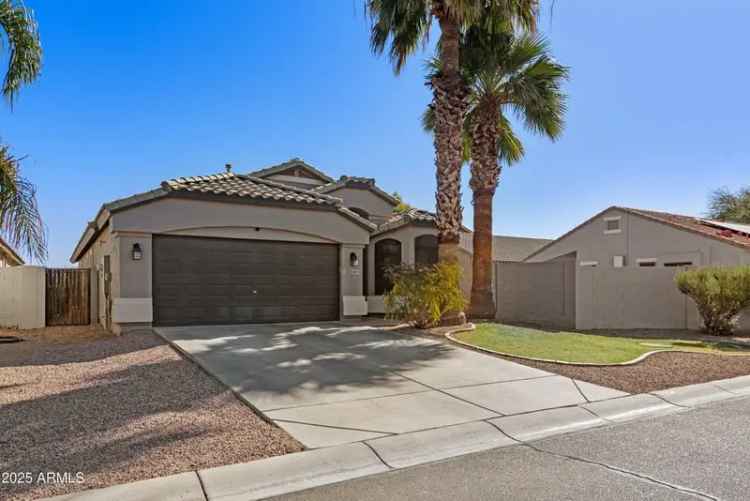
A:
496,206,750,331
71,159,545,333
0,236,24,268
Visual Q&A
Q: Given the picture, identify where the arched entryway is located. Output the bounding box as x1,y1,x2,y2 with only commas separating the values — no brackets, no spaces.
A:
374,238,402,295
414,234,438,267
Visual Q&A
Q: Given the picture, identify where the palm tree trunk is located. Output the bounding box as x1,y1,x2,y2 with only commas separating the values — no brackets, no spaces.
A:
431,6,469,324
469,100,501,319
432,8,467,264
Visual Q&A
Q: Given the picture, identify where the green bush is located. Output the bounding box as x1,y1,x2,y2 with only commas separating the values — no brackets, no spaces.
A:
676,266,750,335
384,262,467,329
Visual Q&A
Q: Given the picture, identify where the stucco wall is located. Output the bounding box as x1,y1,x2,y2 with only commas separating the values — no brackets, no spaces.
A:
112,198,370,245
577,266,706,330
86,197,372,330
325,187,395,223
368,226,440,297
525,208,750,331
367,226,473,313
78,225,116,327
527,208,750,267
494,260,575,329
0,266,45,329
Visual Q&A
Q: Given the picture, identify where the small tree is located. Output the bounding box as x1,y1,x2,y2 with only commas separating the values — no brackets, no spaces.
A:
707,186,750,224
391,192,413,214
384,262,467,329
676,266,750,336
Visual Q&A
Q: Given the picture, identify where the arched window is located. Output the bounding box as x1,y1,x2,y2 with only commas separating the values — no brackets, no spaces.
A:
415,234,438,267
349,207,370,220
374,238,402,295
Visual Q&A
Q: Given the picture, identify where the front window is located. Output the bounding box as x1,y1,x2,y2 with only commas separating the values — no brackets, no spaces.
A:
414,234,438,267
374,238,402,295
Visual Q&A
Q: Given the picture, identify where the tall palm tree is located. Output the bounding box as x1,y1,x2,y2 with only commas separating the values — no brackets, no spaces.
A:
0,0,45,262
462,29,567,317
365,0,537,263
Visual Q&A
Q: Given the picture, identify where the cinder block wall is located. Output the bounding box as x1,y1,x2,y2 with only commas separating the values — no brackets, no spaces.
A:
494,260,576,329
0,266,46,329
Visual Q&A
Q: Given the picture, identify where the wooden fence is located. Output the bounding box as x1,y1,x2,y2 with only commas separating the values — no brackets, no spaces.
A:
45,268,91,326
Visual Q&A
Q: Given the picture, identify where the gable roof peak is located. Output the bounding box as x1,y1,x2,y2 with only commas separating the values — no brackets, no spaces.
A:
247,158,334,183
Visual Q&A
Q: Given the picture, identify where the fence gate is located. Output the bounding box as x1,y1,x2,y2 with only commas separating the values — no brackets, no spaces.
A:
45,268,91,326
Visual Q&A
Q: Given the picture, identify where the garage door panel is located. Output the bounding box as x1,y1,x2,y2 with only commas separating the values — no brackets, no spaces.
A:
153,236,340,325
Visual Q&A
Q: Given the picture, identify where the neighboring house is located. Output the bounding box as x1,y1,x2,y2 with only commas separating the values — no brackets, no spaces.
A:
70,158,537,333
496,206,750,331
0,236,24,268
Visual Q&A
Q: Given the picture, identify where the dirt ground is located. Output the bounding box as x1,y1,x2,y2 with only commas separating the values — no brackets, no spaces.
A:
0,326,303,501
502,351,750,394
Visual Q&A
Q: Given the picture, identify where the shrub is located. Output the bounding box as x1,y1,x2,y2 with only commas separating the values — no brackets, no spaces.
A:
384,262,467,329
676,266,750,335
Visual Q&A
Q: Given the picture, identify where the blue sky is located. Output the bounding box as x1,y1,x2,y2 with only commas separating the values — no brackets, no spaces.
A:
2,1,749,266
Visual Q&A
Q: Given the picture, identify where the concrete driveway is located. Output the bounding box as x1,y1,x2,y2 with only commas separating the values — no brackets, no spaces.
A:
155,322,627,448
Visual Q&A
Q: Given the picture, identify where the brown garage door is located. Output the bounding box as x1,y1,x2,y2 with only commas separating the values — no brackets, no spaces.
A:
153,235,339,325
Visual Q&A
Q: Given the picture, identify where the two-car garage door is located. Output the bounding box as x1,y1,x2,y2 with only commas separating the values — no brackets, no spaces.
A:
153,235,339,325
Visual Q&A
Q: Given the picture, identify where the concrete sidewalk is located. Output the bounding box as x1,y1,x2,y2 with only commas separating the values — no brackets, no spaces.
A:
154,322,626,448
45,374,750,501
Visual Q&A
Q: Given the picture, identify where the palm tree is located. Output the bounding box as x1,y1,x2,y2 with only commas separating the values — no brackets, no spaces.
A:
365,0,538,263
462,29,567,317
0,0,45,262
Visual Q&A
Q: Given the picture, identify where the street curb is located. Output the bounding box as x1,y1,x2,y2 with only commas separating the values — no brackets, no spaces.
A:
364,420,515,469
44,471,206,501
198,442,388,501
39,373,750,501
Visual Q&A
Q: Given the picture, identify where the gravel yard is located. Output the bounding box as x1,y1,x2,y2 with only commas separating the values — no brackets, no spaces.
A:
0,326,302,501
502,351,750,394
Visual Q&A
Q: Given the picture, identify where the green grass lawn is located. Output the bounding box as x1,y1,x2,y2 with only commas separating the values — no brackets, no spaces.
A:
453,323,749,364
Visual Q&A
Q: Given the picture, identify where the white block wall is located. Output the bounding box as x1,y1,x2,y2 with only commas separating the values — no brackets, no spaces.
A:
0,266,46,329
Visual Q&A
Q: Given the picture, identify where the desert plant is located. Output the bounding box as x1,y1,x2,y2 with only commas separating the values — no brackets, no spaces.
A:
676,266,750,336
384,262,467,328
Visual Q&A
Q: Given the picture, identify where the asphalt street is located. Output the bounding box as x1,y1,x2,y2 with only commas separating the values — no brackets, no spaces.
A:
271,395,750,501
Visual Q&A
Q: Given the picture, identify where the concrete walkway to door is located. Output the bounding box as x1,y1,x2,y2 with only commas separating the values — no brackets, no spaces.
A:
155,322,627,449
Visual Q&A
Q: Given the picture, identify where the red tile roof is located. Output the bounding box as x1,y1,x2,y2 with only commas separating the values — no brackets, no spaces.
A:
620,207,750,250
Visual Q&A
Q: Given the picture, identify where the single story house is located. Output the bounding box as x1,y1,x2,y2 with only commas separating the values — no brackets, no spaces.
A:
495,206,750,331
71,158,546,333
0,236,24,268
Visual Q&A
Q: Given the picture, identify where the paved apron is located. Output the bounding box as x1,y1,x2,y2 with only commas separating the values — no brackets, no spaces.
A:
156,323,627,448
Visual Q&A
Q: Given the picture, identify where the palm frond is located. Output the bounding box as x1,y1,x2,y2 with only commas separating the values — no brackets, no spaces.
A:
506,51,569,140
0,0,42,106
366,0,539,74
366,0,431,74
421,104,436,133
496,113,524,164
0,143,47,262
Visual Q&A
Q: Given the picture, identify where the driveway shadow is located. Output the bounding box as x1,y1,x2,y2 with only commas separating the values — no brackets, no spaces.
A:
159,322,456,408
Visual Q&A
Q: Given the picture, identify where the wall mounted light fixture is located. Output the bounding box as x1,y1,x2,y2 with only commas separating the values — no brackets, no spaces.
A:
132,243,143,261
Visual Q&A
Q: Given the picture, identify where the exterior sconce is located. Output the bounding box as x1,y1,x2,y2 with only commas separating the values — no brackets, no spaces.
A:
132,243,143,261
349,252,359,267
